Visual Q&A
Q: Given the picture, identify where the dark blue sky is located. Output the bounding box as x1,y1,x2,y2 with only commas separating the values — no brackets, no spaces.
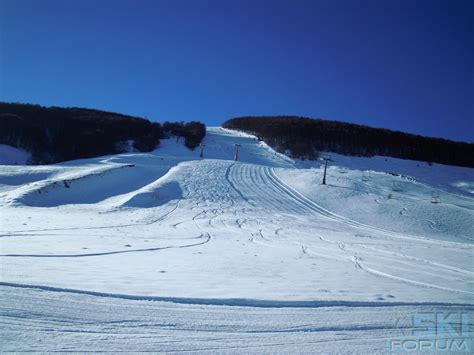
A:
1,0,472,141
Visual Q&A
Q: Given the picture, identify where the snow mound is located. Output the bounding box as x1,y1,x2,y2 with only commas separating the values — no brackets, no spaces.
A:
15,164,164,207
122,181,182,208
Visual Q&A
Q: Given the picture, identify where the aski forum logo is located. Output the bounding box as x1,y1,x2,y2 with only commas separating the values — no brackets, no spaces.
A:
389,312,471,352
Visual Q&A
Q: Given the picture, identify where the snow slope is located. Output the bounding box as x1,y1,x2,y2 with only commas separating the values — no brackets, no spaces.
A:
0,144,31,165
2,284,472,353
1,127,473,351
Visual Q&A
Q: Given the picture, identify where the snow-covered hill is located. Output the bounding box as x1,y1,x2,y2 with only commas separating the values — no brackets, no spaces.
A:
1,127,473,352
0,144,31,165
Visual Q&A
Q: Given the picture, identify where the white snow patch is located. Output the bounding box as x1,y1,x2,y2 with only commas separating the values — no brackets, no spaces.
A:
0,144,31,165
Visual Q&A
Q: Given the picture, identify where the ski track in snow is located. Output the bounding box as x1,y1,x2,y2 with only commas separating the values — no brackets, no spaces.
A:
0,233,211,258
269,168,453,244
1,127,473,352
3,285,472,353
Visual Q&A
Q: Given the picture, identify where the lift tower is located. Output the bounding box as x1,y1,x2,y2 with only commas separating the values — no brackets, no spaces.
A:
321,156,333,185
234,144,241,161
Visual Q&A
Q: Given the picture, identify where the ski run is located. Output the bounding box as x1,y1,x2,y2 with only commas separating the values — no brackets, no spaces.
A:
1,127,473,352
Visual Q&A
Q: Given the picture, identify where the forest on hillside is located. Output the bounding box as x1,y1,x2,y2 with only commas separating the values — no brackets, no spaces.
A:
223,116,474,168
162,121,206,150
0,103,205,164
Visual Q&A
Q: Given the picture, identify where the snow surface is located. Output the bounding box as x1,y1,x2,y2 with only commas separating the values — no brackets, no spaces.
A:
1,127,473,352
0,144,31,165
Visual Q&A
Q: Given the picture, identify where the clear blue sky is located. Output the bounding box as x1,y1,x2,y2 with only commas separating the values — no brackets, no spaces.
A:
1,0,472,142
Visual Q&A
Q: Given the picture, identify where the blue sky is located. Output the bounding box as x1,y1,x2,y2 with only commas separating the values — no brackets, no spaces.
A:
1,0,472,141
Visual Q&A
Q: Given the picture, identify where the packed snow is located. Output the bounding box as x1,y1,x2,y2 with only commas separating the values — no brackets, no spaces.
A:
1,127,473,352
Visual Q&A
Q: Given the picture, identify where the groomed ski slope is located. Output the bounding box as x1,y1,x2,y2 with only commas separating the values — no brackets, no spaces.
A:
1,127,473,352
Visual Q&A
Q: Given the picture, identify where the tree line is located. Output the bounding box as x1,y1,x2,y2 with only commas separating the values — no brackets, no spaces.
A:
0,102,206,164
162,121,206,149
223,116,474,167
